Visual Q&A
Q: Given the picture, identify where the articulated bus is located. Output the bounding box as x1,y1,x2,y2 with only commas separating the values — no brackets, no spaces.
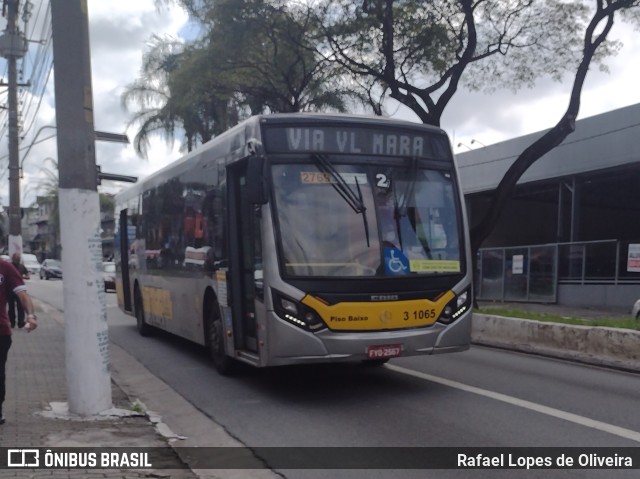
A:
114,113,472,374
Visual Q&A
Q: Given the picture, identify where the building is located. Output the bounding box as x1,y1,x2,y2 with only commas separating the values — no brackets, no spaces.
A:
30,196,58,261
457,103,640,309
0,194,115,262
0,205,36,255
100,195,116,260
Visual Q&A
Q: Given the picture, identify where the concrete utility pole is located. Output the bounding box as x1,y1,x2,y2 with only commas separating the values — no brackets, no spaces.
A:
0,0,28,255
50,0,112,415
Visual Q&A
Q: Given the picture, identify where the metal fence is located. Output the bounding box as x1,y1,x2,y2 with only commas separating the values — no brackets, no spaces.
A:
477,239,640,303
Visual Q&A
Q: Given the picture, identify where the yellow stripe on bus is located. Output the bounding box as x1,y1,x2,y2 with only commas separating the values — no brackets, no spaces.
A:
142,286,173,320
302,291,455,331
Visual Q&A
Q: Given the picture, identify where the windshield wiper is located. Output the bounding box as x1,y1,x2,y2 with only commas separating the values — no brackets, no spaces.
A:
395,157,435,259
392,156,419,250
312,154,370,247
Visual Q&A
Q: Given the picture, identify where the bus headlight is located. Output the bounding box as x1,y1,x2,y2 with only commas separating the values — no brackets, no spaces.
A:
273,291,326,332
437,288,471,325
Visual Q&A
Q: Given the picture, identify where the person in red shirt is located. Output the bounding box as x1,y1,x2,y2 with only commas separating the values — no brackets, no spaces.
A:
8,253,30,328
0,257,38,425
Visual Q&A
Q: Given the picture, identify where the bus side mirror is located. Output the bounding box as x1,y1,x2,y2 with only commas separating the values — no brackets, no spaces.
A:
246,155,269,205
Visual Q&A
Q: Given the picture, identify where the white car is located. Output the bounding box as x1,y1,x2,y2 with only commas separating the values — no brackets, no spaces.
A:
22,253,42,276
632,299,640,319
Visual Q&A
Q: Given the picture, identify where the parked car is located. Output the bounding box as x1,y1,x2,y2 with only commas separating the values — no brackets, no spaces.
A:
40,259,63,280
22,253,42,276
102,262,116,292
0,254,9,262
632,299,640,319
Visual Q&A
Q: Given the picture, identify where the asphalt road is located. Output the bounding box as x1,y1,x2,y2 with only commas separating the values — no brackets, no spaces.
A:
28,278,640,479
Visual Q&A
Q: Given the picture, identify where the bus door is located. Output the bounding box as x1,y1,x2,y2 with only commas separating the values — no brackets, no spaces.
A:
227,159,262,353
119,209,133,312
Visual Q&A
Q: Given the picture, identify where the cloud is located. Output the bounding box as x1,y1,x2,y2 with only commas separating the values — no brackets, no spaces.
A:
445,21,640,153
2,2,639,208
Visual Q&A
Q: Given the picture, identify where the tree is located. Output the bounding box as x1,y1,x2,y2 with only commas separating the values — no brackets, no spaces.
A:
469,0,640,252
195,0,354,113
320,0,640,259
126,0,363,156
320,0,601,123
99,193,115,214
121,35,237,157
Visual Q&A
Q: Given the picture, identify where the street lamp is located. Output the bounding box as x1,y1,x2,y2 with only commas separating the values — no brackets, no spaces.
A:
16,125,130,178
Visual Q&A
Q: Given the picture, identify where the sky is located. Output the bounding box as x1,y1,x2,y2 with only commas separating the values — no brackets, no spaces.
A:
1,0,640,208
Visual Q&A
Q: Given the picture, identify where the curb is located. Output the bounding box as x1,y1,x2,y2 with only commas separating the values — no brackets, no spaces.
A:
472,313,640,372
109,336,281,479
34,298,280,479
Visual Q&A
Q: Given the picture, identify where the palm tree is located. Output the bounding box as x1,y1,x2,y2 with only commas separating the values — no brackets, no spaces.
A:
121,35,187,158
123,2,365,157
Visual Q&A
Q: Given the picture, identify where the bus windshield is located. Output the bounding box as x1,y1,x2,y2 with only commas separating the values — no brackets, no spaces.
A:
272,159,462,278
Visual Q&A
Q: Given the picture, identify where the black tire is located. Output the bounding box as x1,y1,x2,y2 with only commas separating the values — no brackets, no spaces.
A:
134,287,153,337
205,301,236,375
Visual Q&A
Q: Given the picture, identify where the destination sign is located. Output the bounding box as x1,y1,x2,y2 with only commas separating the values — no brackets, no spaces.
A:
263,125,451,160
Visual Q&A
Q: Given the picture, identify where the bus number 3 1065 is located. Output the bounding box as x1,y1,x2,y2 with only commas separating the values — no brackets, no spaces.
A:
404,309,437,321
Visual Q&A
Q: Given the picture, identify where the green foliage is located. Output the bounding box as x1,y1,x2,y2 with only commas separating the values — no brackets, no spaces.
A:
477,307,640,331
130,401,145,414
323,1,454,79
99,193,115,213
121,35,205,157
127,0,361,156
318,0,635,124
199,0,360,114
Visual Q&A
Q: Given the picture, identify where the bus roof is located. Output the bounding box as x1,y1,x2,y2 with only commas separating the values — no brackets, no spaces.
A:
256,112,444,131
115,113,447,204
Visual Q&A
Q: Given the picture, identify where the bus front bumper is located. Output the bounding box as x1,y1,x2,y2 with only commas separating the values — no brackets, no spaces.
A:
264,309,472,366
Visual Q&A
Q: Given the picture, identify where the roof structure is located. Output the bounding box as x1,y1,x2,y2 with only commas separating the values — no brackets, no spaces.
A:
456,103,640,194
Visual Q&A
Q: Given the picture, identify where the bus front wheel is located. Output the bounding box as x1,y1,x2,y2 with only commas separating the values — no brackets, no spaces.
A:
134,287,153,337
206,304,236,375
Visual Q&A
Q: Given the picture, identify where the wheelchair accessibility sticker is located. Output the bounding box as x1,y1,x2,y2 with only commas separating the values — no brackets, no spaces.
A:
384,248,409,275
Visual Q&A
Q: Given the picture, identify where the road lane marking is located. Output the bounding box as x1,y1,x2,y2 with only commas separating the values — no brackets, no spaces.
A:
386,363,640,443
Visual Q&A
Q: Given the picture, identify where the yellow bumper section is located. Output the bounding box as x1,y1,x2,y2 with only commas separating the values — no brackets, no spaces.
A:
302,291,455,331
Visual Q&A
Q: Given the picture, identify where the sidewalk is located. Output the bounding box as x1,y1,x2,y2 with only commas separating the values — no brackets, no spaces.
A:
0,299,198,478
1,300,279,479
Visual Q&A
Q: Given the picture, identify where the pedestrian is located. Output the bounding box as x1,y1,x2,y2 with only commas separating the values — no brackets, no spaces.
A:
8,253,29,329
1,256,38,424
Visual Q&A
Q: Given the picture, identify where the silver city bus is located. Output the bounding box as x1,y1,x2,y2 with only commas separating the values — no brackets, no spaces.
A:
114,113,472,374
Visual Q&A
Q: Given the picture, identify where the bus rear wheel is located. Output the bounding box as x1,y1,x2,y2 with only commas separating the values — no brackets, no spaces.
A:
134,287,153,337
206,304,236,375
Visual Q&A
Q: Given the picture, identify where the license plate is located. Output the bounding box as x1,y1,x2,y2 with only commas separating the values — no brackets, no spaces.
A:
367,344,402,359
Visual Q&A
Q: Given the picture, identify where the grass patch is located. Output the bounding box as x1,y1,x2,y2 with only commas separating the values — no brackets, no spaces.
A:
476,307,640,331
130,401,145,414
